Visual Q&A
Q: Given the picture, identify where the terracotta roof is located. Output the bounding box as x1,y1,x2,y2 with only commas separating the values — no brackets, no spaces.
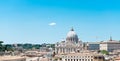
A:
115,57,120,60
39,57,49,61
100,40,120,44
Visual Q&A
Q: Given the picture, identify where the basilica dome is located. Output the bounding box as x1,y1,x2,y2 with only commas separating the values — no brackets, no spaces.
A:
66,28,78,43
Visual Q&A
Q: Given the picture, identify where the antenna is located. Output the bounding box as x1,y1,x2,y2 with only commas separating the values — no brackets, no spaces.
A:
96,36,98,42
110,36,112,41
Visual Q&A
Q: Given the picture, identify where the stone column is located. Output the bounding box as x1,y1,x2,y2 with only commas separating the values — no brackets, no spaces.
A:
70,48,72,52
59,48,60,53
55,48,57,54
63,48,64,53
60,48,62,53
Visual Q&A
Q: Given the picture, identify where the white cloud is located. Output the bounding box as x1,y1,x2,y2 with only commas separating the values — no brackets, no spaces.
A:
49,22,56,26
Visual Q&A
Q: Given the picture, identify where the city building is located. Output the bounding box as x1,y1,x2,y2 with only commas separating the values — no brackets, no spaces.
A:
0,56,26,61
26,57,39,61
115,57,120,61
86,42,100,51
39,57,49,61
55,28,83,54
54,50,105,61
100,37,120,52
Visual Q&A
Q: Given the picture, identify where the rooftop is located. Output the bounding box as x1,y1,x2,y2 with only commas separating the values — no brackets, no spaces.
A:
0,56,25,61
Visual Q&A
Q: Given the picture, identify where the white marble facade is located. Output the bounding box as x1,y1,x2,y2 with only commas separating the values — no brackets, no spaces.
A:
55,28,83,54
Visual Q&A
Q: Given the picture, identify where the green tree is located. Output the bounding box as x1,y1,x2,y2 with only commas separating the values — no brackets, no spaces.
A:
51,44,55,48
0,41,4,52
23,43,32,49
32,44,41,49
100,50,109,55
4,44,14,51
17,44,23,47
0,41,3,45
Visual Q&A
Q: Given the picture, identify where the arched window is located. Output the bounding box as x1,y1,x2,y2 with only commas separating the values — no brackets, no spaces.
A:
74,59,75,61
76,59,78,61
79,59,81,61
68,59,70,61
65,59,67,61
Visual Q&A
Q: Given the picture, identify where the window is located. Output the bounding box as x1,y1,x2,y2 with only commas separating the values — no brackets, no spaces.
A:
77,56,78,58
91,56,93,58
79,56,81,58
68,56,69,58
65,59,67,61
74,59,75,61
88,59,90,61
79,59,81,61
77,59,78,61
68,59,70,61
98,57,102,59
65,56,67,58
94,57,97,59
82,59,84,61
82,56,84,58
88,56,89,58
91,59,93,61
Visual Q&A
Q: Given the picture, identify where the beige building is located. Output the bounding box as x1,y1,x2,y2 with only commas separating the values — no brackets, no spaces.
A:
55,28,83,54
0,56,26,61
26,57,39,61
54,50,105,61
115,57,120,61
100,37,120,52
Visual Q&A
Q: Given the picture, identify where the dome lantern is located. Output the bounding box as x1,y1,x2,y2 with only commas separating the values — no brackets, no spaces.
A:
71,27,74,31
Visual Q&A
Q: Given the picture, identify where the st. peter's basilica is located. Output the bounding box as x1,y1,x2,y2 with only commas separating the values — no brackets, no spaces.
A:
55,28,83,54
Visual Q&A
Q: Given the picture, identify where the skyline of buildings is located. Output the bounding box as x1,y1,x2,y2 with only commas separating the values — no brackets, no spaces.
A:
1,28,119,44
1,27,119,44
1,28,120,61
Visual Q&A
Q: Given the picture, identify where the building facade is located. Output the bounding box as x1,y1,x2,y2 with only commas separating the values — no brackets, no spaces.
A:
55,28,83,54
61,51,105,61
86,42,100,51
100,37,120,52
0,56,26,61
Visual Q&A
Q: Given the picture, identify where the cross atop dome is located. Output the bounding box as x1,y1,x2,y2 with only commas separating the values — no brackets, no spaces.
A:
71,27,74,31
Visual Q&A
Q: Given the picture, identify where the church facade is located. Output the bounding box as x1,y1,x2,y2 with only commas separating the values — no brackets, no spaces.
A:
55,28,83,54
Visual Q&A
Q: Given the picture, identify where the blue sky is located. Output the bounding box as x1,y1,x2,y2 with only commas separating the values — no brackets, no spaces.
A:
0,0,120,44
